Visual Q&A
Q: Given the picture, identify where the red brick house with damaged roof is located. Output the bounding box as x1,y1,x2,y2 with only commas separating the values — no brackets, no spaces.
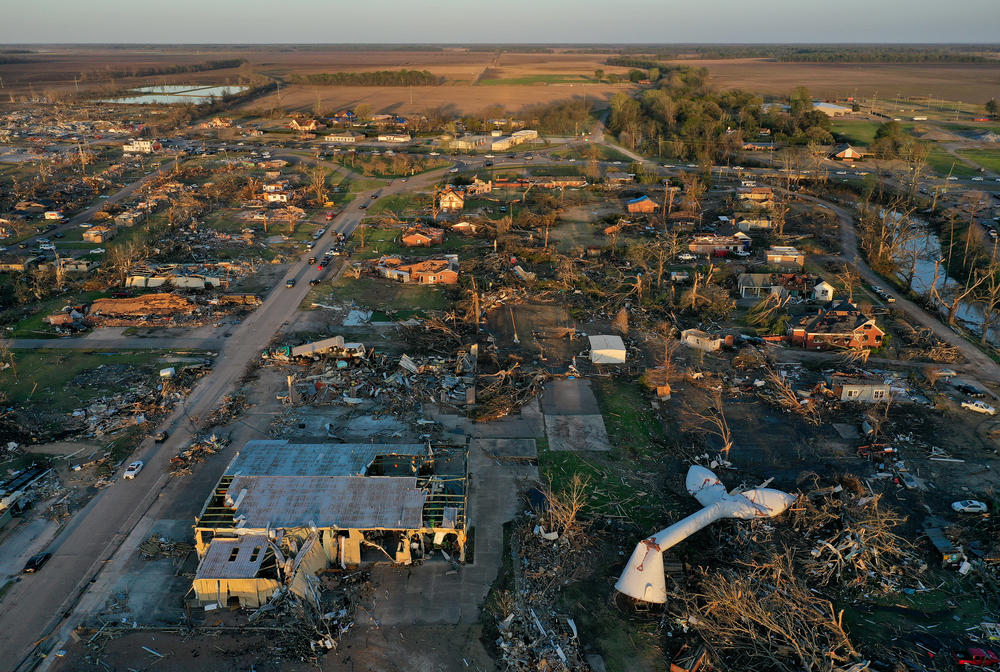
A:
789,301,884,350
376,255,459,285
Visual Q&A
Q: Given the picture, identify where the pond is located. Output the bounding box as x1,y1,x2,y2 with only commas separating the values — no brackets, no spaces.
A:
98,84,249,105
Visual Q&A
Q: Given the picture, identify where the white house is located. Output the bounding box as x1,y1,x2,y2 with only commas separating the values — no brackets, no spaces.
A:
681,329,722,352
813,281,835,302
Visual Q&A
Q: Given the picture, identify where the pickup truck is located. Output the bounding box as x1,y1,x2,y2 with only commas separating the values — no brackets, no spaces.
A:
962,400,996,416
954,647,999,667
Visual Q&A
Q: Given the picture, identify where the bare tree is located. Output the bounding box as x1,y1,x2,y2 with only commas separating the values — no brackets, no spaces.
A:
308,165,329,206
685,388,733,458
542,474,590,540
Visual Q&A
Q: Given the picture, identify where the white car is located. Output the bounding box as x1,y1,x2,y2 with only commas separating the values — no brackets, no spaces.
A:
449,167,459,173
962,400,996,416
677,253,697,262
836,171,848,175
733,250,751,257
952,500,988,514
972,177,984,182
123,461,144,480
947,176,959,181
39,244,56,251
89,247,105,254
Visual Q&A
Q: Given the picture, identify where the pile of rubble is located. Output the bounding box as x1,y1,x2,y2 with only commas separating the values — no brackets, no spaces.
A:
138,535,194,560
169,434,228,477
65,365,207,440
491,500,596,672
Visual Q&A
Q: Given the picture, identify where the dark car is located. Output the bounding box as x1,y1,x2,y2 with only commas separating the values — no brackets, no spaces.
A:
154,430,169,443
359,203,368,209
285,278,296,288
23,552,52,574
53,232,65,238
955,383,985,398
309,278,320,286
308,257,317,265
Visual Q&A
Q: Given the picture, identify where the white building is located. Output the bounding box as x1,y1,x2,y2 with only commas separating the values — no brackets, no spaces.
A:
813,281,835,302
377,133,411,143
589,335,626,364
122,139,161,154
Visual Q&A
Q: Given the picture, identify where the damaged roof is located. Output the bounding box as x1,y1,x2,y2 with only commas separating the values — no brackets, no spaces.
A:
226,440,426,478
195,535,270,579
227,475,426,529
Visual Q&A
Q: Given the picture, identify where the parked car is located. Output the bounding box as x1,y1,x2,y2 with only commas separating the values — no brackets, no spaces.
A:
677,253,697,261
449,167,459,173
954,648,1000,667
962,400,996,416
309,278,320,286
123,461,144,480
952,500,988,514
956,383,986,398
325,212,335,221
22,552,52,574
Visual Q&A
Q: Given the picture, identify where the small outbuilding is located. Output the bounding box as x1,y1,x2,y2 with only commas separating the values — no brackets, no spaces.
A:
589,335,626,364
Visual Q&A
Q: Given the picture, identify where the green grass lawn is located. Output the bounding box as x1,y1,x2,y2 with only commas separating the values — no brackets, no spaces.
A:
957,149,1000,174
829,120,880,146
8,289,107,338
925,146,979,177
591,378,665,455
368,193,429,217
305,274,453,315
551,145,632,162
350,225,484,260
1,349,165,411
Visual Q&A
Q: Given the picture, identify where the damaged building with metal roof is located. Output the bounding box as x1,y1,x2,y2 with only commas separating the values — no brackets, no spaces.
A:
191,439,467,608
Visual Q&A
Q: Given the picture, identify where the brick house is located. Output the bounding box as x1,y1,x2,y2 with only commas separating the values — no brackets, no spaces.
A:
376,255,459,285
401,224,444,247
790,301,884,350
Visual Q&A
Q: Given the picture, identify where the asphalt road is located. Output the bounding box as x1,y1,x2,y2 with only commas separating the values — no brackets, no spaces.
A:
0,164,450,671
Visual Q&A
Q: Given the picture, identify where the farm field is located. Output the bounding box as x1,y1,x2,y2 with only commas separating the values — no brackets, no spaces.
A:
681,58,1000,104
240,82,627,116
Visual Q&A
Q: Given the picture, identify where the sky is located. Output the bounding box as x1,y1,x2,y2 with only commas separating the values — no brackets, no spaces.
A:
1,0,999,44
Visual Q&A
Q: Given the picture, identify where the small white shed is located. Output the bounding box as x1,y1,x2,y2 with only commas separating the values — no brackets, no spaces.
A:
589,335,626,364
813,281,835,302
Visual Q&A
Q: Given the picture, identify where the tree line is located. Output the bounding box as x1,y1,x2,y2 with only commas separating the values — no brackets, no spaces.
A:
79,59,246,82
290,70,444,87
